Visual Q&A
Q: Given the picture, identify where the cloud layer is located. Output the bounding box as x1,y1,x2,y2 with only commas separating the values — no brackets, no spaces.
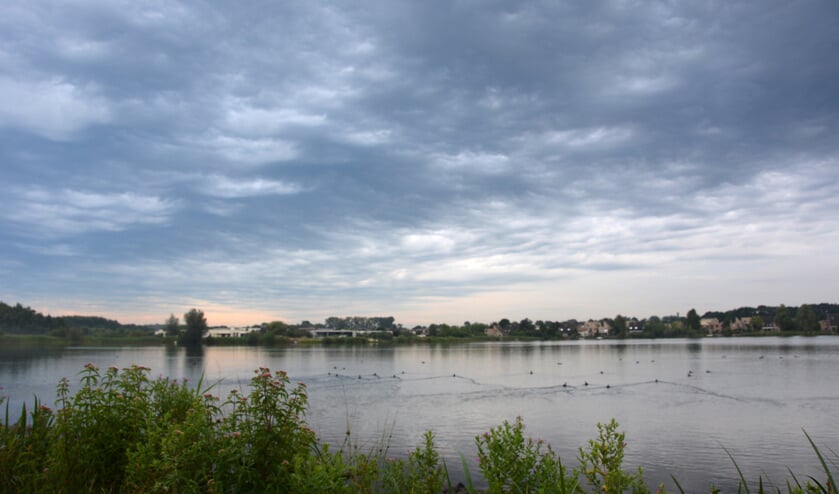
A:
1,1,838,325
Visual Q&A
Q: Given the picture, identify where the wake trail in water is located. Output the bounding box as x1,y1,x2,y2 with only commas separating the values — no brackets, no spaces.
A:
654,380,785,406
310,372,797,408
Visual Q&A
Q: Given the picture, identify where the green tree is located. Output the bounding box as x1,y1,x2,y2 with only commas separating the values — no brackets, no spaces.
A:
181,308,207,346
264,321,289,336
165,314,180,337
796,304,819,333
775,305,795,332
686,309,701,332
613,315,627,338
750,315,764,332
518,318,535,333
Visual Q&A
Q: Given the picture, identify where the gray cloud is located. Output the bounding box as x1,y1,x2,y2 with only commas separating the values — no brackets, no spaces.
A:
1,0,838,325
4,187,177,237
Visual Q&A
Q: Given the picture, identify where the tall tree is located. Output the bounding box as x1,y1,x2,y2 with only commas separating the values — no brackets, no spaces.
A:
165,313,180,337
774,305,795,332
613,315,628,338
181,308,207,346
518,318,535,333
686,309,701,331
796,304,819,333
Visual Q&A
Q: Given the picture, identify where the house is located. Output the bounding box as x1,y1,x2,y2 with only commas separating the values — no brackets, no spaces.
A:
819,314,839,333
578,320,611,337
730,317,752,332
484,325,503,337
700,318,723,335
206,326,260,338
761,322,780,332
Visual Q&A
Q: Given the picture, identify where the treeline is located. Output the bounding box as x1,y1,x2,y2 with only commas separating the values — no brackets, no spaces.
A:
0,302,66,334
0,301,152,337
702,303,839,329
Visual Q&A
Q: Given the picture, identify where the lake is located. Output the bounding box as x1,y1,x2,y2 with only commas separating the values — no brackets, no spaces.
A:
2,336,838,491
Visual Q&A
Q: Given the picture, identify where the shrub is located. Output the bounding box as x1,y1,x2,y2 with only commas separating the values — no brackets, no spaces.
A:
576,419,650,493
476,416,578,494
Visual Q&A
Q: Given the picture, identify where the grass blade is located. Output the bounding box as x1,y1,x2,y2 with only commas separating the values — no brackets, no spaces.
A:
671,474,686,494
724,446,750,494
803,428,837,494
787,467,803,489
459,452,476,494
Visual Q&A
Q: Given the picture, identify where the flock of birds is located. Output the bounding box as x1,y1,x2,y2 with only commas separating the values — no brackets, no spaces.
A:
318,353,797,393
317,353,798,392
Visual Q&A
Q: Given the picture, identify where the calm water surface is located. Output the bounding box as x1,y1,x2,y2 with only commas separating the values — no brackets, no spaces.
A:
2,337,838,491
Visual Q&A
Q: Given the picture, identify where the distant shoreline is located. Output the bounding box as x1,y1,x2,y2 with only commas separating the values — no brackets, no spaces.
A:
1,331,835,349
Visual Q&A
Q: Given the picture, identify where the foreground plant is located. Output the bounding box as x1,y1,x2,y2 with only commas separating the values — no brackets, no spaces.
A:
476,416,578,494
1,365,315,493
577,419,651,493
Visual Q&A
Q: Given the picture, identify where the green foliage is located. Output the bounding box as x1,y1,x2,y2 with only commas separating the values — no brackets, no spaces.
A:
165,313,180,337
577,419,650,493
180,308,207,346
0,301,66,335
686,309,701,332
775,305,796,332
796,305,820,333
476,416,578,494
405,431,445,493
613,315,628,339
0,365,314,493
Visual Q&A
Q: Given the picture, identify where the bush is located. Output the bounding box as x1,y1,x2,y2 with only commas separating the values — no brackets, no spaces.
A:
576,419,650,493
0,365,314,493
476,416,578,494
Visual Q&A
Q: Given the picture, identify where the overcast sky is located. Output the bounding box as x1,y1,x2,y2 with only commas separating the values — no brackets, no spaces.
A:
1,1,838,326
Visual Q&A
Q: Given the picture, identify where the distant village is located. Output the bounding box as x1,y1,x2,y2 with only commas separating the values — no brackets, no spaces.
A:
164,304,839,341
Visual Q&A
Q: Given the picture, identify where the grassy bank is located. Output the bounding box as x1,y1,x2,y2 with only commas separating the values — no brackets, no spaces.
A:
2,366,836,493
